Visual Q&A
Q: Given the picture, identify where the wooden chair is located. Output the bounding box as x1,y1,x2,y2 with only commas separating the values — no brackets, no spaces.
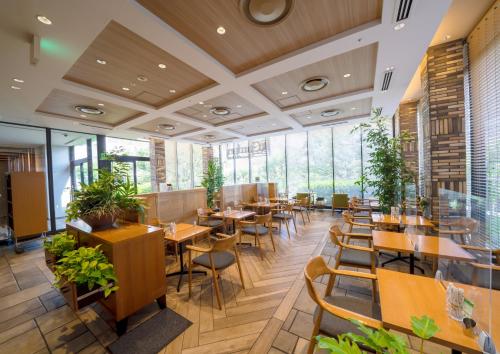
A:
238,213,276,259
292,198,310,224
271,203,297,239
152,217,178,262
197,208,226,233
187,232,245,310
330,225,377,300
341,211,374,245
304,256,382,354
434,217,479,244
450,246,500,290
349,197,373,217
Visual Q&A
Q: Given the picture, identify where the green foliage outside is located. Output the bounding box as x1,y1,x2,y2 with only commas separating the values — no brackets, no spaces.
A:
54,245,119,297
43,232,76,257
317,316,439,354
201,159,224,208
353,111,414,213
66,150,145,222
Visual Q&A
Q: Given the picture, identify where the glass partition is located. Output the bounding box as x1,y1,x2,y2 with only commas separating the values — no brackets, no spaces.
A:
437,189,496,353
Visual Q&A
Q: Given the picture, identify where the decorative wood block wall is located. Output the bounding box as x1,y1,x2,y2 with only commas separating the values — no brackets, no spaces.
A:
150,138,166,191
398,101,419,187
420,39,467,218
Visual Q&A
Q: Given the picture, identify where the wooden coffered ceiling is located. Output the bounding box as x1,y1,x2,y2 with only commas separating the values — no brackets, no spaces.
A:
137,0,382,74
36,89,144,126
253,43,377,109
133,117,202,137
176,92,265,125
63,21,215,108
189,131,237,144
291,97,373,127
227,118,292,137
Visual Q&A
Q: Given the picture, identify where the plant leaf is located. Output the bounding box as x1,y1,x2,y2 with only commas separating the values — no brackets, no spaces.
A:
411,315,439,340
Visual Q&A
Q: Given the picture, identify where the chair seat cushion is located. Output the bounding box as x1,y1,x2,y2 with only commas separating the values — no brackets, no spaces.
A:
314,295,381,338
241,225,269,235
339,248,375,267
450,263,500,290
273,213,293,220
292,206,306,211
192,251,235,270
198,219,224,228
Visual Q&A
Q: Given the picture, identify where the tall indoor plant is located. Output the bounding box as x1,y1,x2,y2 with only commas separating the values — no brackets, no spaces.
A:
353,111,415,214
201,159,224,209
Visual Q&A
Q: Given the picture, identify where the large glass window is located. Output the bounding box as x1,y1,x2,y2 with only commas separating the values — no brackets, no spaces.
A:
286,132,308,196
308,129,333,204
192,144,203,187
250,139,267,182
221,143,235,185
177,142,193,189
234,142,250,184
267,136,286,193
333,123,362,196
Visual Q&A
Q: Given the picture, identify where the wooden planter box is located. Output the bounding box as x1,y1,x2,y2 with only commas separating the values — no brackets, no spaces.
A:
44,249,58,272
59,280,108,311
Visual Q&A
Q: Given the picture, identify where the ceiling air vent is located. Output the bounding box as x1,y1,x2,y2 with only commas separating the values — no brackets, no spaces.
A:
394,0,413,22
381,68,394,92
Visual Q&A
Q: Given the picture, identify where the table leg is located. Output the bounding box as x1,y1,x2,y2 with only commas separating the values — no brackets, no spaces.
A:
410,253,415,274
116,317,128,336
166,241,207,292
451,350,461,354
156,295,166,309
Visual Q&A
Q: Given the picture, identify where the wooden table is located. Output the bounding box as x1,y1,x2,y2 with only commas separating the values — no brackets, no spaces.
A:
164,223,211,291
372,230,475,274
212,210,256,233
377,268,499,354
372,213,435,228
269,197,290,203
247,202,279,210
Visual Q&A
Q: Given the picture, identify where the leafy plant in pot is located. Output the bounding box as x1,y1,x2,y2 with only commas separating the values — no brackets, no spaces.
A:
54,245,119,310
66,162,145,230
43,232,77,271
201,158,224,209
352,110,415,214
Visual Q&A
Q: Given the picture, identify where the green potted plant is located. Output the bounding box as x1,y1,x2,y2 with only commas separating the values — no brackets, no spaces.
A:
43,232,77,271
317,315,439,354
54,245,119,310
66,166,145,230
352,110,415,214
201,159,224,209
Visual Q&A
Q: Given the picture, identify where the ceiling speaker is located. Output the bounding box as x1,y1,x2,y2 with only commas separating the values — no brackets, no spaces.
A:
240,0,294,26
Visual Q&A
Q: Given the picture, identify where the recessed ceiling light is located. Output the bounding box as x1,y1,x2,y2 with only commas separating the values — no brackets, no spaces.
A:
320,109,342,118
205,134,216,140
236,104,242,108
343,73,351,78
169,89,176,93
198,101,204,105
13,78,24,83
210,106,231,116
122,87,130,91
74,105,105,115
158,123,175,131
306,115,312,119
137,75,148,82
10,86,21,90
351,107,357,110
36,15,52,25
444,34,451,40
80,114,87,118
385,66,394,71
300,77,329,92
203,114,208,118
158,63,167,69
281,91,288,95
96,59,107,65
97,103,105,107
394,22,405,31
216,26,226,35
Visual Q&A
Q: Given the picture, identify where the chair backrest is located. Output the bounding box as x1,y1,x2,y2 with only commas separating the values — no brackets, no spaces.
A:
212,232,239,252
329,225,344,248
332,194,349,208
304,256,332,305
342,210,353,224
255,212,272,224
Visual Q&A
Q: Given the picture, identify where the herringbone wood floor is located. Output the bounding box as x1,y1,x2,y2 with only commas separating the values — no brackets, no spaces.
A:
0,211,451,354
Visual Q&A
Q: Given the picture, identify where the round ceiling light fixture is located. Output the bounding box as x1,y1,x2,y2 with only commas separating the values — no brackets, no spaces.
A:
300,76,329,92
36,15,52,25
74,105,105,116
210,106,231,116
320,109,342,118
240,0,294,26
96,58,107,65
394,22,405,31
205,134,216,140
137,75,148,82
158,123,176,131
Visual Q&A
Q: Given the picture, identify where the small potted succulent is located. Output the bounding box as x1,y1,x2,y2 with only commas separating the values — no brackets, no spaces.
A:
43,232,77,271
54,245,119,310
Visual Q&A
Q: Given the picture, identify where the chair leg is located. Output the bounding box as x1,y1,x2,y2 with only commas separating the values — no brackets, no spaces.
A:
209,255,223,310
278,220,282,234
292,215,297,233
255,235,264,260
269,231,276,252
188,251,192,297
284,219,291,239
308,309,323,354
300,211,305,224
234,249,246,289
306,208,310,223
